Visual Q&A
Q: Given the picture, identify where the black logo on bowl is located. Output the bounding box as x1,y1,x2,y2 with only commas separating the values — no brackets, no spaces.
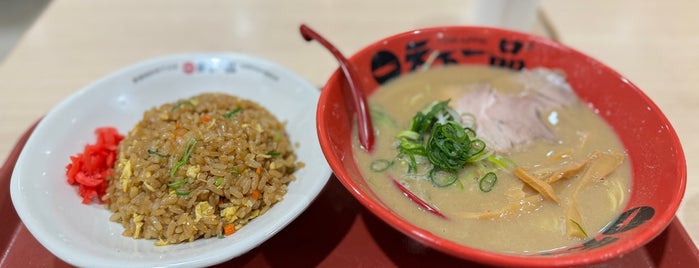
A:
132,64,178,84
490,39,525,70
370,38,528,85
542,206,655,255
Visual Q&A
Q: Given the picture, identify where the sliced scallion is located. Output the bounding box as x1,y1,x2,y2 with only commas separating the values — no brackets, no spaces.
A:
175,190,191,196
426,121,473,171
147,149,170,158
170,138,198,177
487,155,516,169
478,172,497,192
467,139,486,158
224,108,242,118
172,100,195,110
167,178,188,189
428,168,458,187
370,106,398,127
390,99,498,189
570,219,588,237
369,159,394,172
271,131,281,142
397,130,420,140
455,177,464,190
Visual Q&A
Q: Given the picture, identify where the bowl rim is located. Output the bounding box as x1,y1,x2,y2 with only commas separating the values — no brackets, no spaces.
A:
316,25,687,267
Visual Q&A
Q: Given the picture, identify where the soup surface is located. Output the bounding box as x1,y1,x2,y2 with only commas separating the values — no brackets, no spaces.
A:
353,65,631,254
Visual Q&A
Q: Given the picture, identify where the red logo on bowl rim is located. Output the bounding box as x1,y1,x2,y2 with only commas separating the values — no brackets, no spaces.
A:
183,62,195,74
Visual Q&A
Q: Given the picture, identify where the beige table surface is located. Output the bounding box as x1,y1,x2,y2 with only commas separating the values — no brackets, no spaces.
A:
0,0,696,251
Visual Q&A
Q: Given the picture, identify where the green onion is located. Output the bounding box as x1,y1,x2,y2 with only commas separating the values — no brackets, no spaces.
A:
214,177,223,187
398,139,426,156
460,171,476,190
267,151,281,157
428,168,458,187
397,130,420,140
224,108,242,118
426,121,473,171
398,138,426,174
467,139,486,158
570,219,588,237
147,149,170,158
487,155,516,169
370,106,398,127
468,147,493,163
167,178,188,189
463,127,477,139
455,177,464,190
170,138,198,177
478,172,497,192
391,99,497,188
409,100,452,138
405,154,418,173
271,131,281,142
175,190,190,196
230,167,239,174
369,159,394,172
172,100,195,110
461,113,477,128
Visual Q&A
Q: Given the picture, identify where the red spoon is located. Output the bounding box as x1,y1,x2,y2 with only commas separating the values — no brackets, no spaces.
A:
299,24,375,153
300,25,444,219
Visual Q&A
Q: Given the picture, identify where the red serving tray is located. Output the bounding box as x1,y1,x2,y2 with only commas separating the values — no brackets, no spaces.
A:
1,122,698,268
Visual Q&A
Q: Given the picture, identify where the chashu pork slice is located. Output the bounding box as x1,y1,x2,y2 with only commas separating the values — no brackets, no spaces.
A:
454,68,578,152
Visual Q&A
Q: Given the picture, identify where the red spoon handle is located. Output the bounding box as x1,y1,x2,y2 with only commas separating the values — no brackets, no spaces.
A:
299,24,375,152
389,175,447,219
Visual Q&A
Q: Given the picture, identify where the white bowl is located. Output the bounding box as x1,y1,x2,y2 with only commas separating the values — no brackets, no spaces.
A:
10,53,332,267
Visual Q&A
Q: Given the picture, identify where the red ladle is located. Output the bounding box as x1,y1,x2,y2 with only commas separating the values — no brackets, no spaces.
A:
299,24,375,153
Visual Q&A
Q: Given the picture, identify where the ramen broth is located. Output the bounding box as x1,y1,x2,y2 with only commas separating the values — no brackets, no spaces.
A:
353,65,631,254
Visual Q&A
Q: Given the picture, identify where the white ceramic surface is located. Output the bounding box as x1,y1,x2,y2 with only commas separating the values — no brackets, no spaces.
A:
9,53,332,268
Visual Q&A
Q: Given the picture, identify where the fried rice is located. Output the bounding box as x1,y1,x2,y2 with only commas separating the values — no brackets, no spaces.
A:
104,93,301,245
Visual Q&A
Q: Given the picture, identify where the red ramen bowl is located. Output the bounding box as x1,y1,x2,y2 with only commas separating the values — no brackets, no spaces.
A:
315,26,686,267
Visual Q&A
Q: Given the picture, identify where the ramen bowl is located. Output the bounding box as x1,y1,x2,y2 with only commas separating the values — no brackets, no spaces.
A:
315,26,686,266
